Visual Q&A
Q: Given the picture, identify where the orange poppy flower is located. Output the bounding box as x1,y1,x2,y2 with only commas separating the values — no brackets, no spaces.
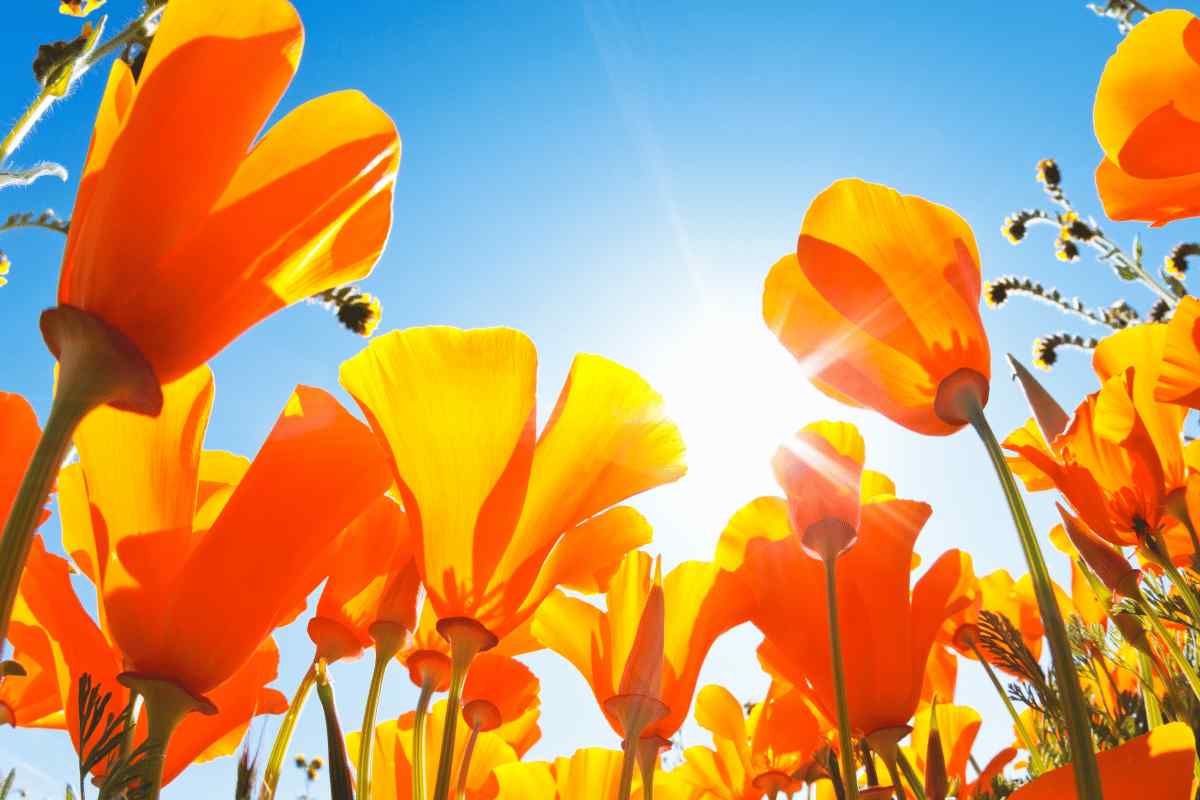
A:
54,0,400,386
0,617,65,729
762,179,989,436
461,652,542,757
493,748,673,800
57,365,392,698
0,393,40,520
1093,11,1200,226
533,551,752,744
348,699,521,800
17,536,288,786
1005,325,1188,550
960,748,1017,800
1158,296,1200,409
340,325,684,652
718,494,974,739
772,421,865,558
307,495,421,663
1010,722,1195,799
674,682,822,799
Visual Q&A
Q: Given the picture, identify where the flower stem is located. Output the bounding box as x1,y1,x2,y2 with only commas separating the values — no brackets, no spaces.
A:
896,750,928,800
314,660,355,800
430,621,491,800
968,407,1103,800
969,641,1043,774
357,626,403,800
118,676,213,800
454,724,480,800
260,661,317,800
412,676,436,800
822,553,859,800
1136,650,1165,728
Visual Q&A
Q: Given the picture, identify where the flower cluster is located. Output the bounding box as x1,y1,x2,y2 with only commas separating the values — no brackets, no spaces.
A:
1,3,1200,800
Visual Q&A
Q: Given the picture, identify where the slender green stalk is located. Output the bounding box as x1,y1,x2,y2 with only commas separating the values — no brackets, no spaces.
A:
882,759,905,800
1137,650,1165,728
968,408,1103,800
1155,555,1200,626
0,384,94,650
969,641,1043,774
617,738,639,800
454,725,480,800
314,662,355,800
260,662,317,800
412,677,436,800
124,678,207,800
822,554,859,800
431,634,483,800
896,750,927,800
357,633,402,800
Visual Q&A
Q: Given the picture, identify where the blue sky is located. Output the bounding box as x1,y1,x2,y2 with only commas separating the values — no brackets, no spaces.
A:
0,1,1194,797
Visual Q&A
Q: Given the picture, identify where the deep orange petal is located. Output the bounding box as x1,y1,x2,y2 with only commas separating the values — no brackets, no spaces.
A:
1158,297,1200,409
1095,157,1200,226
1011,722,1195,799
0,392,40,525
138,386,391,695
764,179,988,436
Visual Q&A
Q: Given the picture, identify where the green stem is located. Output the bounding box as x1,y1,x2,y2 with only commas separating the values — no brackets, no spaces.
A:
1137,650,1165,728
896,750,927,800
882,758,905,800
260,661,317,800
969,408,1103,800
970,641,1043,774
412,677,436,800
357,632,402,800
454,725,479,800
314,662,355,800
124,678,207,800
1156,555,1200,626
822,554,859,800
431,636,482,800
0,382,95,650
617,739,638,800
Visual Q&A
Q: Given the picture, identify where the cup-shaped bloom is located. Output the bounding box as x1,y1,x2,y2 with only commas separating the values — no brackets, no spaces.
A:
1006,325,1187,548
763,179,989,435
57,366,392,697
348,700,520,800
0,616,64,729
340,326,685,645
674,682,822,799
56,0,400,385
1010,722,1195,799
533,551,753,743
719,493,974,737
307,495,421,662
1093,11,1200,226
17,536,288,786
773,421,864,558
461,652,542,756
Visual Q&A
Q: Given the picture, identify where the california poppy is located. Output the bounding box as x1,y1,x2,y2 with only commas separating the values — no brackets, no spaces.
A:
1157,296,1200,409
348,700,523,800
1006,325,1190,553
718,494,974,740
17,535,288,788
56,0,400,386
493,748,673,800
1010,722,1195,799
1093,11,1200,226
341,326,683,800
0,393,40,524
674,682,823,799
533,551,753,746
55,366,390,790
910,704,982,795
763,179,989,436
0,617,65,729
340,326,683,649
307,495,421,664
